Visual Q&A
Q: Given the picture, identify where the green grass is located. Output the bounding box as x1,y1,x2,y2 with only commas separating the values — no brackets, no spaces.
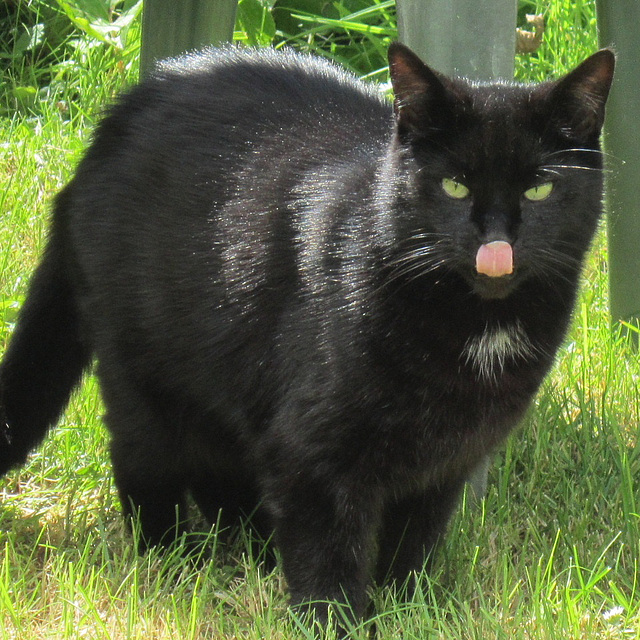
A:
2,1,640,638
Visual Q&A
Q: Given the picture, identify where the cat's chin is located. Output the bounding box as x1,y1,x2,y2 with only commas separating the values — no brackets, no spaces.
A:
472,275,518,300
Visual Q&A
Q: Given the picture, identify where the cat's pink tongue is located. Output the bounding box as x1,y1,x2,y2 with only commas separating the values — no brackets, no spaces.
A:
475,241,513,277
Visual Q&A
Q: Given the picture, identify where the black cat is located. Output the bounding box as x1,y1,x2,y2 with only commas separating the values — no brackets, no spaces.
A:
0,43,614,622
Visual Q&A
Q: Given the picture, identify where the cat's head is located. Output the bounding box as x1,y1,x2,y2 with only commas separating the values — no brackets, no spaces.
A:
384,43,614,301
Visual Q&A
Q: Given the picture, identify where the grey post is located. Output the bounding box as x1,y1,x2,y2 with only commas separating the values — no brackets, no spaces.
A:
395,0,516,79
140,0,239,76
596,1,640,338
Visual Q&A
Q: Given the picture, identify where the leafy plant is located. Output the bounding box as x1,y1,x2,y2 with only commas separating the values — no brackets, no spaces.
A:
273,0,396,78
1,0,141,119
52,0,142,51
236,0,277,46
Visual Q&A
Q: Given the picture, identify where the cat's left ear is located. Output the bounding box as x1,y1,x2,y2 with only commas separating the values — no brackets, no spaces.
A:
544,49,615,143
387,42,454,136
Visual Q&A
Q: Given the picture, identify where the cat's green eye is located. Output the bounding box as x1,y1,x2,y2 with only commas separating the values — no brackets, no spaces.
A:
524,182,554,202
442,178,470,199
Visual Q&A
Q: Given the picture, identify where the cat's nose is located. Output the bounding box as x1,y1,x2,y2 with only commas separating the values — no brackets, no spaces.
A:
474,202,519,244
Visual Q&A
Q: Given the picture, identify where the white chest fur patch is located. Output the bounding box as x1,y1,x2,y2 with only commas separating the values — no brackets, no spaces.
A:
462,321,535,381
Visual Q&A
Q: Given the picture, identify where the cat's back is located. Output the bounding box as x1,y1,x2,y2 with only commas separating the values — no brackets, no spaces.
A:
82,46,391,170
153,46,386,118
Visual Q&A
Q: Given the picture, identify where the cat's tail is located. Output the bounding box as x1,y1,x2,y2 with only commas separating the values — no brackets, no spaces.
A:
0,186,91,476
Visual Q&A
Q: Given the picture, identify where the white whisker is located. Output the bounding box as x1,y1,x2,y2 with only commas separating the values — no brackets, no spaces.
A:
378,233,455,293
542,163,603,173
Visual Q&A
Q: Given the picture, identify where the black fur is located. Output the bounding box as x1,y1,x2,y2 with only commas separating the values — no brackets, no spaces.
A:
0,44,614,621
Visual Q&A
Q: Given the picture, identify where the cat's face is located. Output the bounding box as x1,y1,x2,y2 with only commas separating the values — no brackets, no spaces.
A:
386,45,614,300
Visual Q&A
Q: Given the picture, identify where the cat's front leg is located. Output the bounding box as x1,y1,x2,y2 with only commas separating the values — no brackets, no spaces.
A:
375,477,466,588
265,472,382,626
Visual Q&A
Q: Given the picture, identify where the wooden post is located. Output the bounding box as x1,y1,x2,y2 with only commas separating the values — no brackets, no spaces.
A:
395,0,518,499
395,0,517,80
140,0,239,76
597,0,640,337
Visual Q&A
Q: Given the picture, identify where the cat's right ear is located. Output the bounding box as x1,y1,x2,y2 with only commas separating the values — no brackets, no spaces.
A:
388,42,451,136
544,49,615,143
